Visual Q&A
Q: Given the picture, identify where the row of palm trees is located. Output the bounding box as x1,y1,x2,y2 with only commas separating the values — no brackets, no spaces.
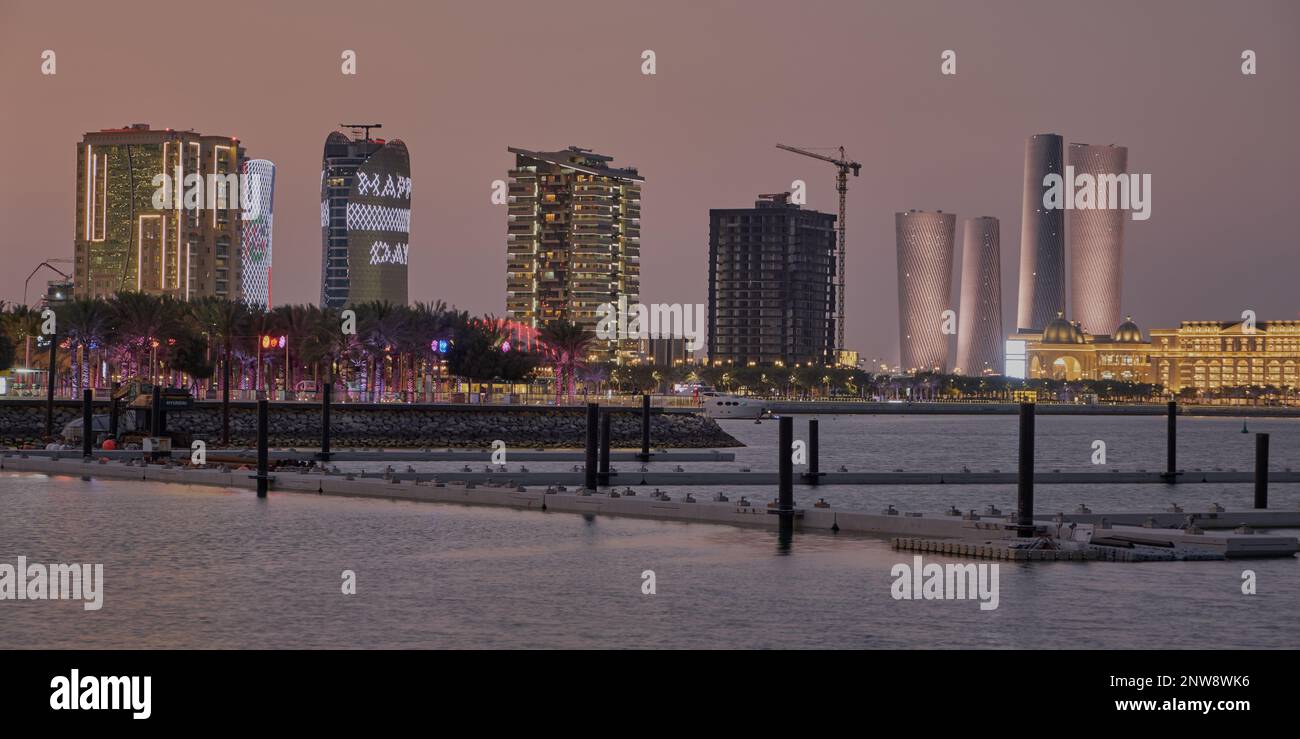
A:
0,294,660,404
0,294,1181,410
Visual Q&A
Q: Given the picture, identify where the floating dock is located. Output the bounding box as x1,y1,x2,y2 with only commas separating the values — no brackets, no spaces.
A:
5,454,1295,560
5,448,734,463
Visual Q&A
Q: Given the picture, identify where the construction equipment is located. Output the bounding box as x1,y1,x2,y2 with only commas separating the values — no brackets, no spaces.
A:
341,123,382,140
775,144,861,361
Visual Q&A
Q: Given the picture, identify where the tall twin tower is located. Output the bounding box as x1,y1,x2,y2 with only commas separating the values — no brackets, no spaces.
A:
1018,133,1127,335
896,132,1127,374
896,211,1002,375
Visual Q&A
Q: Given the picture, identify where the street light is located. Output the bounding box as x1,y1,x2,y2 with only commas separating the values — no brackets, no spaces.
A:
259,335,286,398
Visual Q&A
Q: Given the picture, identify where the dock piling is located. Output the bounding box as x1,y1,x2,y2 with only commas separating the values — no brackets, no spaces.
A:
1017,402,1035,537
1255,432,1270,509
149,385,161,437
108,381,119,441
256,398,269,498
638,394,651,462
804,418,821,485
320,381,333,462
778,415,795,538
81,388,93,459
585,403,599,490
44,333,57,437
598,411,611,486
1163,400,1178,482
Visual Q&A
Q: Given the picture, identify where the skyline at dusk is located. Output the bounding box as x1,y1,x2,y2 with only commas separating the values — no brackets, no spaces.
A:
2,0,1297,365
5,0,1300,695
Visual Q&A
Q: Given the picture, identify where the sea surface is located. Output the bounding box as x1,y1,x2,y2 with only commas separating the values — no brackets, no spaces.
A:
2,414,1298,649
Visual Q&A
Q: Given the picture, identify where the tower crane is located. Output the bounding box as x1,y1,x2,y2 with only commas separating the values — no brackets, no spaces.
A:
775,143,860,362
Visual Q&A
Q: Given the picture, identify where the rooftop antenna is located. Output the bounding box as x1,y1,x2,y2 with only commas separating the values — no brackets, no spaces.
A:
341,123,382,141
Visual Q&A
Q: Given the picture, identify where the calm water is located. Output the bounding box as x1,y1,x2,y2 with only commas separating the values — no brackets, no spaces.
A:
332,414,1300,513
3,414,1298,649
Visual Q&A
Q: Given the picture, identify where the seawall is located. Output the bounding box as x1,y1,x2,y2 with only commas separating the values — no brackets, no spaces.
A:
766,401,1300,417
0,399,740,449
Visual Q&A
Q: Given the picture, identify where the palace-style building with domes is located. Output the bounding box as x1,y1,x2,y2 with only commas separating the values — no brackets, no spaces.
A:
1004,314,1300,393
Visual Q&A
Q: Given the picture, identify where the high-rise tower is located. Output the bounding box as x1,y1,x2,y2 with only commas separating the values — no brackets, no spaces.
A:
955,217,1004,376
1069,143,1128,336
896,210,956,373
240,159,275,308
320,126,411,308
1016,133,1065,331
74,124,245,301
505,146,642,360
708,193,836,366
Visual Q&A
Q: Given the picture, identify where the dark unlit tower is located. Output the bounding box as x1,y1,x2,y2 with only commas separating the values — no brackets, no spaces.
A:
1016,133,1065,331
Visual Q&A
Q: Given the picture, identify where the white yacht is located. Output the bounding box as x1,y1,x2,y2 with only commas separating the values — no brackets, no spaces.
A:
701,393,767,419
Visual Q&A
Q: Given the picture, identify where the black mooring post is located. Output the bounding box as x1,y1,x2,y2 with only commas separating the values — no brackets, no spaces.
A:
1017,402,1035,537
805,418,820,485
150,385,162,438
82,388,93,459
320,382,333,462
44,334,57,438
256,398,269,498
778,415,795,540
221,351,231,446
779,415,794,511
1164,400,1177,481
598,411,611,486
108,381,120,440
638,394,651,462
1255,432,1269,510
585,403,599,490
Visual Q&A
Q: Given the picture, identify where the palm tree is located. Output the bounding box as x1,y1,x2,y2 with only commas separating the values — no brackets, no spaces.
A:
270,303,316,398
108,292,177,383
409,301,451,401
55,298,113,393
539,319,593,403
298,305,355,396
192,297,248,445
354,301,411,402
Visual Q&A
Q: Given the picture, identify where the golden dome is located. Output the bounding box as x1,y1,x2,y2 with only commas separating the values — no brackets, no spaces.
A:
1042,313,1085,344
1113,316,1143,343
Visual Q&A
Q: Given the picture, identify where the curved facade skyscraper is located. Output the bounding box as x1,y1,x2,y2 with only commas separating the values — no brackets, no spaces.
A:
956,217,1003,376
1069,142,1127,336
240,159,275,308
1016,133,1064,331
896,210,955,373
320,128,411,308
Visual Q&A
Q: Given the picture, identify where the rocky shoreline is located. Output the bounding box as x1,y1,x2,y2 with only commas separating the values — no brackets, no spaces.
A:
0,400,741,449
